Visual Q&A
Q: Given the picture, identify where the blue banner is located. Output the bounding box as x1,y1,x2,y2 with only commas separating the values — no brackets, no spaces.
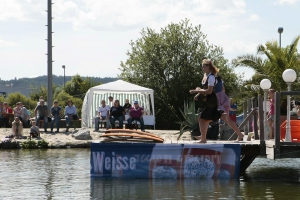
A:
91,143,241,179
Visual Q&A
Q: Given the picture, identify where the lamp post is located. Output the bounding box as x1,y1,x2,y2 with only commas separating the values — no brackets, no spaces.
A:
62,65,66,88
282,69,297,142
260,79,272,140
278,27,283,48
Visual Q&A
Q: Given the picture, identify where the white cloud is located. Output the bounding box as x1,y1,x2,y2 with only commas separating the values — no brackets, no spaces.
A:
249,14,259,21
277,0,300,5
223,40,258,55
0,39,18,47
0,0,247,31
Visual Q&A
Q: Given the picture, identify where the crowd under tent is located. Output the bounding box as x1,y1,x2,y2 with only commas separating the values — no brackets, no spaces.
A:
81,80,155,129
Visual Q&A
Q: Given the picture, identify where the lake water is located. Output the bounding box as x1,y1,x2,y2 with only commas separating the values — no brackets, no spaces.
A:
1,149,300,199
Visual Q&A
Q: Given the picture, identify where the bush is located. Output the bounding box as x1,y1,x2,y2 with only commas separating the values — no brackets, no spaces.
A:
37,139,48,148
21,140,37,149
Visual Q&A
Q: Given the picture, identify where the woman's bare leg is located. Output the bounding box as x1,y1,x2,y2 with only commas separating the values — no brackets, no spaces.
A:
12,124,17,137
267,120,273,139
198,118,210,143
18,125,23,137
220,114,244,141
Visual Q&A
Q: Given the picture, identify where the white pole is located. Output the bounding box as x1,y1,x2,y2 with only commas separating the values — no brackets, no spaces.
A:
285,83,292,142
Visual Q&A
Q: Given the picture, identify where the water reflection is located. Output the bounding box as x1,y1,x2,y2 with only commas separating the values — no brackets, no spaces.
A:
90,179,241,199
2,150,300,199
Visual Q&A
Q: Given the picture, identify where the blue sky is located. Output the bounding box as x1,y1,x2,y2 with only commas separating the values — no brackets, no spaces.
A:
1,0,300,81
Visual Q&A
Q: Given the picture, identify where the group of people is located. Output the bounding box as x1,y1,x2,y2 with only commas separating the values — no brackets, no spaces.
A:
34,97,78,133
94,96,145,132
0,97,79,138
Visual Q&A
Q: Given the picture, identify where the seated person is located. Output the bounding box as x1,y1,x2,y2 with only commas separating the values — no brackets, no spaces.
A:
127,100,145,132
65,99,78,132
37,96,47,106
34,99,48,132
30,120,40,138
0,101,3,127
110,100,125,129
50,100,62,133
123,99,132,115
94,100,110,131
2,102,13,128
20,102,29,128
12,117,23,138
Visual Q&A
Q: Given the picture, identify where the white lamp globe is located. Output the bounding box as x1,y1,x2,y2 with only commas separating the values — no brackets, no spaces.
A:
260,79,272,90
282,69,297,83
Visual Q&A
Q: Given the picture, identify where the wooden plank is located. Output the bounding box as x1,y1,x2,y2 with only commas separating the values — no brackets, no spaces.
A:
101,133,164,142
240,155,257,173
238,109,257,129
281,91,300,96
241,144,261,155
105,129,163,139
279,145,300,158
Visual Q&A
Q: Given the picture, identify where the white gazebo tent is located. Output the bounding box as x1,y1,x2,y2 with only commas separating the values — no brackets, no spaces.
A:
81,80,155,129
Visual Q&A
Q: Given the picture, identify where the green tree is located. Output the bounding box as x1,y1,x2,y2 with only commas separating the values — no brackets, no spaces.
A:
119,19,239,129
5,92,36,109
232,36,300,92
64,75,100,98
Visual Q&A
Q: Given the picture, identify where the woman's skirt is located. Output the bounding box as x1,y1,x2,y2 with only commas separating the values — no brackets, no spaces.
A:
198,106,223,121
215,91,230,114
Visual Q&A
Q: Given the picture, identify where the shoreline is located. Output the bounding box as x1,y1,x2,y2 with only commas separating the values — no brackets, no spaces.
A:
0,128,185,149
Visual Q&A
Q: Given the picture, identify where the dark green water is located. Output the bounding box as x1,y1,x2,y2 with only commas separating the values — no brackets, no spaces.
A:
1,149,300,199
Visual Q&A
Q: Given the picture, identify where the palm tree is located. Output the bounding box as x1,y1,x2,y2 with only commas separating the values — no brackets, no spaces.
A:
232,35,300,91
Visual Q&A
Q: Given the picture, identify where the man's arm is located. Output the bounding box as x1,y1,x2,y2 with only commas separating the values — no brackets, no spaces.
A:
34,106,38,117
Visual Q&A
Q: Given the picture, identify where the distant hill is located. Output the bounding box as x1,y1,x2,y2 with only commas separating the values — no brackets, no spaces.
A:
0,75,119,88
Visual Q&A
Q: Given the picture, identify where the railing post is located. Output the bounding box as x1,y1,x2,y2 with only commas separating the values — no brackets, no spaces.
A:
253,98,259,140
258,95,265,140
247,98,252,133
243,101,248,135
274,92,281,159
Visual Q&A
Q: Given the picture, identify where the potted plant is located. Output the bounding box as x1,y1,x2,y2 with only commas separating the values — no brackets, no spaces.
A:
175,100,200,140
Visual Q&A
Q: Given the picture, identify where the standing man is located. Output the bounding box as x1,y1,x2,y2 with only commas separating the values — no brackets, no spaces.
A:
94,100,110,131
127,100,145,132
108,96,114,107
34,99,48,132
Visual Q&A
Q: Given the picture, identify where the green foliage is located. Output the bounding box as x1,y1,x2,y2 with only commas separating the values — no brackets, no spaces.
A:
119,19,239,129
21,140,37,149
64,75,100,97
54,91,83,117
37,139,48,148
6,92,36,110
175,100,198,140
232,36,300,92
29,85,48,101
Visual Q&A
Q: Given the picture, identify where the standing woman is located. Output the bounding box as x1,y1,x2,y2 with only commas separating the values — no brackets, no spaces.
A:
190,59,223,143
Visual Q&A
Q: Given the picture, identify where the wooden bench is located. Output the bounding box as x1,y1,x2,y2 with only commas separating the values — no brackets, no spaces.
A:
96,119,140,130
30,118,81,129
